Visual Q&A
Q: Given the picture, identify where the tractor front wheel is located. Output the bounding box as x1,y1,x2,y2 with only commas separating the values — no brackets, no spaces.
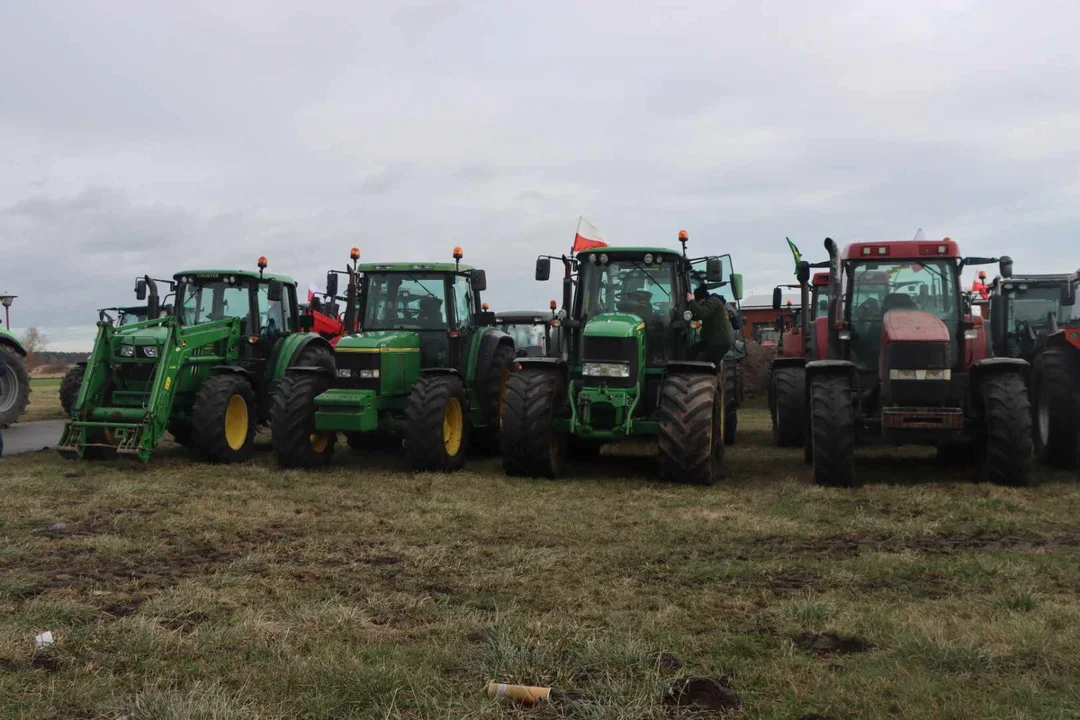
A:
500,369,566,479
59,364,85,416
192,374,257,463
1032,349,1077,469
405,374,470,472
271,372,336,468
658,372,723,485
0,344,30,426
809,373,855,486
723,361,739,446
473,343,518,453
771,367,805,447
979,372,1033,486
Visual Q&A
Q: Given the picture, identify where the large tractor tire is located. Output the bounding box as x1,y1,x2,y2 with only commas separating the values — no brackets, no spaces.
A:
1032,349,1077,469
168,419,195,448
473,343,518,453
722,361,739,446
771,366,805,447
658,372,723,485
809,373,855,487
500,369,567,478
0,344,30,426
59,363,86,417
404,374,470,472
978,372,1033,486
271,372,336,468
268,344,335,425
191,374,258,463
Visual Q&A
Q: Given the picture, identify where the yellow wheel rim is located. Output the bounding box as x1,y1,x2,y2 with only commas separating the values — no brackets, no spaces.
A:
443,397,464,456
497,370,509,428
310,432,330,453
224,395,249,451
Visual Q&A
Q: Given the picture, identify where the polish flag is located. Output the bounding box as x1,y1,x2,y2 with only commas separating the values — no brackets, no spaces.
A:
573,217,608,253
307,280,320,302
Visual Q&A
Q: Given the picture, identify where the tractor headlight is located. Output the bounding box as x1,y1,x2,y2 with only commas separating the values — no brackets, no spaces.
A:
337,369,352,378
119,345,136,357
683,310,693,321
644,253,654,265
359,369,380,379
583,362,631,378
142,346,158,358
838,329,852,341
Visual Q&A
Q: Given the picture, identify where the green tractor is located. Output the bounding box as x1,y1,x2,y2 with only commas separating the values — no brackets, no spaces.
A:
500,234,744,484
57,259,333,462
0,327,31,427
1029,272,1080,473
271,247,516,471
988,272,1073,362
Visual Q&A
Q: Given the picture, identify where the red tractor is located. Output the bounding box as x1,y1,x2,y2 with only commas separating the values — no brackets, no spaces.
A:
1030,271,1080,477
807,237,1030,486
767,266,831,446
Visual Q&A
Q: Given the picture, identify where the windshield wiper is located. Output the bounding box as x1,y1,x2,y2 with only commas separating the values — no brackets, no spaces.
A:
404,274,441,301
628,263,670,298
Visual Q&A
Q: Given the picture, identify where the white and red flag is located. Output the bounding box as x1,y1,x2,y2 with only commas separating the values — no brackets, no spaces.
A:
572,217,608,253
307,280,320,302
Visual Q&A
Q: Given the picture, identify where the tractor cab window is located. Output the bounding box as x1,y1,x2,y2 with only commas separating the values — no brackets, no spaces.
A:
452,276,473,330
178,280,252,329
256,283,293,337
810,285,831,320
579,257,676,365
363,273,448,331
1007,285,1061,329
502,323,547,356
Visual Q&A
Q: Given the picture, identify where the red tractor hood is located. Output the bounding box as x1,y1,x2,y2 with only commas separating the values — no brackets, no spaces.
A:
881,310,950,343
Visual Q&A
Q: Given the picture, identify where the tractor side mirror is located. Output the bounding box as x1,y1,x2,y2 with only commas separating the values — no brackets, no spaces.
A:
267,281,283,302
772,287,783,310
1062,281,1077,307
297,314,314,331
535,257,551,282
999,256,1014,279
796,261,811,285
135,278,147,301
471,269,488,292
475,310,496,326
705,258,723,282
326,272,338,298
730,273,744,301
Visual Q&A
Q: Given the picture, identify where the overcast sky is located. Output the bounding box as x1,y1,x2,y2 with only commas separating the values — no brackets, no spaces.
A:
2,0,1078,350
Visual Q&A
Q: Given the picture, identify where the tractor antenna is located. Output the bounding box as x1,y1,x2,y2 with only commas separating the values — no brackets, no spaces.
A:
913,228,924,241
678,229,689,257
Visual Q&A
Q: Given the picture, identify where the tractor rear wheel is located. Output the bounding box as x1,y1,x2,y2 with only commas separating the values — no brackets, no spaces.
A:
658,372,723,485
500,369,567,478
59,364,85,416
271,372,336,468
723,361,739,445
978,372,1033,486
771,367,805,447
1032,349,1077,468
0,344,30,426
168,420,195,448
405,374,470,472
192,374,257,463
810,373,855,486
473,343,517,453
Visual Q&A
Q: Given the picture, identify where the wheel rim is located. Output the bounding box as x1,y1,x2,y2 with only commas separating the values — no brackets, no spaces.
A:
310,432,330,453
0,373,17,414
224,395,249,451
443,397,463,456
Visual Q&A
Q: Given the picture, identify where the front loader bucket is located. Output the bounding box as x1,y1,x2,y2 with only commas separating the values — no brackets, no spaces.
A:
57,414,155,462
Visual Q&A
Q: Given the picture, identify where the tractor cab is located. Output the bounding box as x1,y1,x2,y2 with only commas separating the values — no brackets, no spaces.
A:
989,274,1072,360
496,307,559,358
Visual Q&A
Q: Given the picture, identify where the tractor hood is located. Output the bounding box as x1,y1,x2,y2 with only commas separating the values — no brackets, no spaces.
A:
583,312,646,339
336,330,421,352
113,325,171,347
880,310,952,407
881,310,950,343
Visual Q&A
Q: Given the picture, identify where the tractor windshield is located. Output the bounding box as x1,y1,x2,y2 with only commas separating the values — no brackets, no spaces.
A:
810,284,831,320
501,323,548,356
178,280,252,326
363,273,449,330
578,258,677,322
1008,285,1060,328
847,260,958,371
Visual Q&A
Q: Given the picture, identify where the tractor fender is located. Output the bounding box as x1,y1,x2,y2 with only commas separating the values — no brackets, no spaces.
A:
514,357,569,381
806,359,857,380
473,330,514,385
280,334,333,376
665,360,718,376
971,356,1029,382
1044,328,1080,354
0,331,27,356
210,365,255,381
770,356,807,371
420,367,463,378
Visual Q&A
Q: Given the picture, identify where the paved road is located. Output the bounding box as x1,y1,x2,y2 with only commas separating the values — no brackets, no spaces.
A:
2,420,66,457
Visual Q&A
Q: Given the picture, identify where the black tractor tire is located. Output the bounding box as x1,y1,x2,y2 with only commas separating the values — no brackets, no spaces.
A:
500,369,567,479
404,374,470,472
0,344,31,426
809,373,855,487
59,364,86,417
269,344,335,425
736,358,745,403
723,361,739,446
658,372,723,485
771,367,806,447
168,420,195,448
978,372,1033,486
1032,349,1077,469
346,432,396,452
472,343,518,453
191,374,258,463
271,372,336,468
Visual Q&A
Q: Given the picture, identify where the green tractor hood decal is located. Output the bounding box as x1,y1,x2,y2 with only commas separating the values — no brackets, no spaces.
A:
336,331,422,352
583,313,646,339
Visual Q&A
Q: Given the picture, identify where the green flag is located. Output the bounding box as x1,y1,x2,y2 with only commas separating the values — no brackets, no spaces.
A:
786,237,802,275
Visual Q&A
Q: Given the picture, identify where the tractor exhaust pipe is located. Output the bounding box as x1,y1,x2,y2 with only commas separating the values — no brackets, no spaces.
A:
342,266,359,335
145,275,160,319
797,261,811,350
824,237,842,359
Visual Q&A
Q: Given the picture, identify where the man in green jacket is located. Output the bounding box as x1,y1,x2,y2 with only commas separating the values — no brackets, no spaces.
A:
686,284,734,366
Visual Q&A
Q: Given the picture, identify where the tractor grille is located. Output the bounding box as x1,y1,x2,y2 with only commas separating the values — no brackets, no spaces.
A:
582,337,637,389
884,340,951,407
334,352,380,391
885,340,949,371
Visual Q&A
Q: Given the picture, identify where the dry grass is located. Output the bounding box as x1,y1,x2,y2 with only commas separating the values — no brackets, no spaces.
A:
1,402,1079,718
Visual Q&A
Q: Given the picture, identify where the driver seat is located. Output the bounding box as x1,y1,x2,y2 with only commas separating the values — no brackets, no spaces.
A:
882,293,918,313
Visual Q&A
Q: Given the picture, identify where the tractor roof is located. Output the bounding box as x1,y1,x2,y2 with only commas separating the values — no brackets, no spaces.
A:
496,311,551,324
1000,274,1071,285
577,246,682,257
357,262,475,273
812,273,830,286
174,270,296,284
843,239,960,261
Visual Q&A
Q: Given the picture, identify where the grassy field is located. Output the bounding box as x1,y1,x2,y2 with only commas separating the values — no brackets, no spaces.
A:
23,377,65,422
2,394,1080,719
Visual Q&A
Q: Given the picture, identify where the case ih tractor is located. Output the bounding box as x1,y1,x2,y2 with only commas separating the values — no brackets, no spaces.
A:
58,259,333,462
807,237,1031,486
500,234,744,484
270,248,516,472
1029,272,1080,474
767,268,831,446
0,327,30,427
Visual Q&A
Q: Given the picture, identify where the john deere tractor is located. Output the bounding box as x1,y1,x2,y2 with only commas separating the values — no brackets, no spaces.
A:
270,248,516,471
0,327,30,427
500,234,743,484
1029,272,1080,474
807,237,1031,486
57,259,332,462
